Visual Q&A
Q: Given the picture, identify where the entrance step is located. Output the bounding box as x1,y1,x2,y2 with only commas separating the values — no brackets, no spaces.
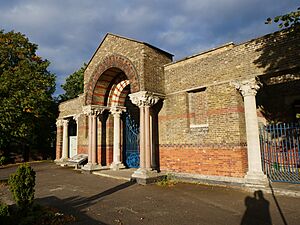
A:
93,168,137,181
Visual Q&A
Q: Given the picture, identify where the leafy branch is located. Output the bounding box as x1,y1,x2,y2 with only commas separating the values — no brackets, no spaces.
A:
266,7,300,29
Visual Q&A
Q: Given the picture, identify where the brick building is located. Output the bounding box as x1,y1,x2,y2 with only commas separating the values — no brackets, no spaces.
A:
56,28,300,186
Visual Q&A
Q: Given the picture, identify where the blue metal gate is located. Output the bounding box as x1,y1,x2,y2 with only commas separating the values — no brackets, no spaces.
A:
124,112,140,168
259,122,300,183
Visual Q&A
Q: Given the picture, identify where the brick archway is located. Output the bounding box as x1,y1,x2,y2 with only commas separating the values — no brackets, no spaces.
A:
85,54,140,105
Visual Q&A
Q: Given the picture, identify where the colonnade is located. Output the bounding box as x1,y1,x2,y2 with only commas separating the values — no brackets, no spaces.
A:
55,91,161,175
55,115,79,162
56,85,266,184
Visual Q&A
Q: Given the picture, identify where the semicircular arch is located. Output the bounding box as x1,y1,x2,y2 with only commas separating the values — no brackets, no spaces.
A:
85,54,140,105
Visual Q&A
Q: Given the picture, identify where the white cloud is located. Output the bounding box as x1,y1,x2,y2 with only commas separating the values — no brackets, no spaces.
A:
0,0,299,95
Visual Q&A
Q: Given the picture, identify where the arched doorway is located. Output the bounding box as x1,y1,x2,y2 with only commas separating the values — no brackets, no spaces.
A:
89,66,140,169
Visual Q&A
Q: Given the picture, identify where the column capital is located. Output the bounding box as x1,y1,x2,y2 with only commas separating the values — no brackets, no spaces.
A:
73,114,81,121
82,105,108,116
232,78,261,97
110,106,126,116
62,119,69,126
56,119,63,127
129,91,164,107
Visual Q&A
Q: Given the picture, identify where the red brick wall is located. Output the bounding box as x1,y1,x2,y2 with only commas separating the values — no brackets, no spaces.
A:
106,146,113,165
77,145,88,155
160,145,248,178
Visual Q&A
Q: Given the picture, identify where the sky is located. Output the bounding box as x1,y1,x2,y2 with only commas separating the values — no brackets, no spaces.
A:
0,0,299,96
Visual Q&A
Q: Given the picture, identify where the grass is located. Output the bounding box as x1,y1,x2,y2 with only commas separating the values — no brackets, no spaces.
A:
156,174,178,187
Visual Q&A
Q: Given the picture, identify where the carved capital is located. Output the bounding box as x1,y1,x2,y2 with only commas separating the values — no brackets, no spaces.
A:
110,106,126,116
231,78,261,97
73,114,81,122
129,91,163,107
82,105,107,116
55,119,63,127
62,119,69,127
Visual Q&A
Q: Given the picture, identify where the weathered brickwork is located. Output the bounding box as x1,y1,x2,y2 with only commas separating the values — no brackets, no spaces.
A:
58,94,84,118
155,29,300,176
160,147,247,177
57,29,300,179
158,83,246,147
84,34,171,100
143,45,172,94
164,29,300,95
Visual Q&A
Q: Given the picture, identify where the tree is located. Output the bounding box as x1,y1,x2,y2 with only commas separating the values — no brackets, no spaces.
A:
0,30,56,161
266,7,300,30
59,63,86,101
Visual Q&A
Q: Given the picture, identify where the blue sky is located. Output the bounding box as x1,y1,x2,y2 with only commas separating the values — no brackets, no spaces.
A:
0,0,299,95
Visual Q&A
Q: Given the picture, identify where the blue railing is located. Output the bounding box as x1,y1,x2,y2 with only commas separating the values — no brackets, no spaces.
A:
124,112,140,168
259,122,300,183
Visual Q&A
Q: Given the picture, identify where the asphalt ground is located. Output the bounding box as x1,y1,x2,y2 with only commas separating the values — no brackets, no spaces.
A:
1,162,300,225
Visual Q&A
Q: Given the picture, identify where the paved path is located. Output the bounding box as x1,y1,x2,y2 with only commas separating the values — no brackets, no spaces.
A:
1,162,300,225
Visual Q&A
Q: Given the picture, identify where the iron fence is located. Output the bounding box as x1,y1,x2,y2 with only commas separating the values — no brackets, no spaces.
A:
259,122,300,183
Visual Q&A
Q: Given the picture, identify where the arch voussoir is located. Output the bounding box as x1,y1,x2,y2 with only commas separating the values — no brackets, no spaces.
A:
85,54,140,105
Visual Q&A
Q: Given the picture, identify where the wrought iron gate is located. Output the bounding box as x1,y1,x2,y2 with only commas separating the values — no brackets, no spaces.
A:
124,112,140,168
259,122,300,183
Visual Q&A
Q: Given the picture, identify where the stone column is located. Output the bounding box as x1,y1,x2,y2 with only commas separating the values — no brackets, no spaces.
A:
129,91,161,180
92,114,97,164
55,119,63,162
88,112,93,164
139,106,145,169
145,105,151,169
82,105,107,172
62,119,69,160
110,107,125,170
233,78,268,186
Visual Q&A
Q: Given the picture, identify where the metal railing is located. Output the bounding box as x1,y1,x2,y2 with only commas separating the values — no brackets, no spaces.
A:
259,122,300,183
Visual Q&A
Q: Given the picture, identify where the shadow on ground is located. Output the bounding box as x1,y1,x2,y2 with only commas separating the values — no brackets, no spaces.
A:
36,180,135,225
241,190,272,225
241,188,289,225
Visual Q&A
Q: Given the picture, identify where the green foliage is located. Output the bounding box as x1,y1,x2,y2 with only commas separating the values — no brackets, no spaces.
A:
59,63,86,101
0,202,9,216
266,7,300,30
0,30,57,159
156,174,177,187
0,155,9,166
8,163,36,210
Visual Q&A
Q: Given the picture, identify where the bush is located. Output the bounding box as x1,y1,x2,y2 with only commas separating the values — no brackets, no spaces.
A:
8,163,36,210
0,155,9,166
0,202,9,216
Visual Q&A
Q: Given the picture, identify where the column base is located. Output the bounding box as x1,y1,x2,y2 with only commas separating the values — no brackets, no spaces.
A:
110,162,125,171
81,163,103,173
54,158,68,166
131,168,166,185
244,171,268,188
